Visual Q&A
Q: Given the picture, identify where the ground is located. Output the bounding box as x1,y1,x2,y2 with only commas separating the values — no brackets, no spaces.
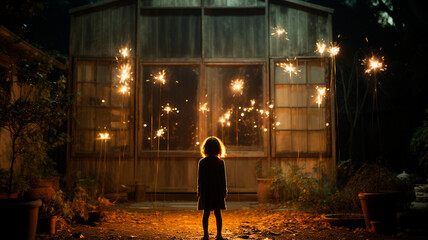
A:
36,202,426,240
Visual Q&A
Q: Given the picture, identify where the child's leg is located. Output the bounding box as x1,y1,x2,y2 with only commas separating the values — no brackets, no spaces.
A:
214,209,222,238
203,210,210,238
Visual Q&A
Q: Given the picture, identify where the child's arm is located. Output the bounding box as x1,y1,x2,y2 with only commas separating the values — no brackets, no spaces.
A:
221,160,227,198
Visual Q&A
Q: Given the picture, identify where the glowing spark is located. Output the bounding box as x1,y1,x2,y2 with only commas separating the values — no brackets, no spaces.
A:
220,118,225,123
227,122,231,126
119,48,129,58
259,110,264,115
199,103,209,113
156,129,164,137
278,62,297,75
271,26,288,39
251,99,255,106
269,104,274,109
328,43,340,57
196,142,200,145
364,56,386,74
164,105,172,113
98,132,110,140
120,85,129,94
276,122,281,126
315,86,327,108
154,70,166,84
231,79,244,96
263,128,268,132
225,113,231,120
316,41,326,55
118,64,131,83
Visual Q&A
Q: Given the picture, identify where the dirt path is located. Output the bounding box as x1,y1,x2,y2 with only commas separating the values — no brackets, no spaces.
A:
36,202,425,240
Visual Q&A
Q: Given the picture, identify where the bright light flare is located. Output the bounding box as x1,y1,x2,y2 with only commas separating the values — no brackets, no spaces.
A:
231,79,244,96
315,86,326,108
278,62,298,75
316,41,326,55
120,85,129,94
119,48,129,58
98,132,110,140
154,70,166,84
199,102,209,113
164,106,172,113
156,129,164,137
364,56,386,74
328,43,340,57
251,99,255,106
271,26,289,39
118,64,131,83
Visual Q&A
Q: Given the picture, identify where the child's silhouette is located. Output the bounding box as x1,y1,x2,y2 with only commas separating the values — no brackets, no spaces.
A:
197,136,227,240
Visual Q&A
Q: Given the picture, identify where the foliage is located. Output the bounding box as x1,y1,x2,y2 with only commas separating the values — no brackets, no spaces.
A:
70,178,114,223
0,168,29,194
39,189,71,218
344,163,413,211
0,57,73,196
269,163,412,213
410,110,428,176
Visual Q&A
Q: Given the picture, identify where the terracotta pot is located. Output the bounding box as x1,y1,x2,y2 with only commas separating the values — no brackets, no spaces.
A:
27,186,55,200
358,192,397,235
0,198,42,240
257,178,272,203
37,216,57,235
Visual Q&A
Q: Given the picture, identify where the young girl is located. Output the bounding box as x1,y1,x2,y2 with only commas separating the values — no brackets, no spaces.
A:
197,136,227,240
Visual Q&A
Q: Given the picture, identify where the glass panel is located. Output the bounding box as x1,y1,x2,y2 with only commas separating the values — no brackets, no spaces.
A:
77,83,96,106
308,85,327,108
291,108,307,130
274,64,303,84
77,63,94,83
307,108,325,130
275,85,290,107
291,131,307,152
308,131,326,153
142,65,199,151
76,107,96,129
275,131,291,152
95,108,112,130
206,65,264,150
96,64,111,83
275,108,291,130
290,85,307,107
97,83,111,106
308,60,324,84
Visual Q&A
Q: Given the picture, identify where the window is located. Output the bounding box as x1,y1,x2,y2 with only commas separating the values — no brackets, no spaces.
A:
141,65,199,151
274,58,327,155
74,60,132,154
206,64,265,151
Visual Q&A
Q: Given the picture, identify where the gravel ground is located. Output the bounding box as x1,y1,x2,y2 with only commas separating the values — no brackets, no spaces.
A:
36,202,427,240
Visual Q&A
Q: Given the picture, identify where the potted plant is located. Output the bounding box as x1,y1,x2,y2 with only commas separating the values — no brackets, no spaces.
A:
0,57,72,240
354,163,406,235
71,185,114,224
37,190,68,235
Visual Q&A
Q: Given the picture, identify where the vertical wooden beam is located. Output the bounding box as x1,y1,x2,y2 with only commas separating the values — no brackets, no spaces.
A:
265,0,272,175
133,0,140,186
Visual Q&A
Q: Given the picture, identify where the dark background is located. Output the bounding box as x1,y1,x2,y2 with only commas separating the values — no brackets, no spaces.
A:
1,0,427,176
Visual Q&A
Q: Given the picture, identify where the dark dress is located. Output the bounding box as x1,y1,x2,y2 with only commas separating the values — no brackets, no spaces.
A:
197,156,227,210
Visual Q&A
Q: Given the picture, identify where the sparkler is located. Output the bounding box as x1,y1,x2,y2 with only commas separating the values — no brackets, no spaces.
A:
315,41,327,56
271,26,289,40
315,86,327,108
277,62,298,81
363,56,385,74
231,79,245,147
164,104,173,152
97,131,110,195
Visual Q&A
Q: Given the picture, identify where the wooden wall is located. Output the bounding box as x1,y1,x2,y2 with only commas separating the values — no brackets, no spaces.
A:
70,2,136,57
270,1,332,57
69,0,335,194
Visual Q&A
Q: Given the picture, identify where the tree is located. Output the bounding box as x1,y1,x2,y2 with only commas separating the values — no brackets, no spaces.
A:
0,58,72,197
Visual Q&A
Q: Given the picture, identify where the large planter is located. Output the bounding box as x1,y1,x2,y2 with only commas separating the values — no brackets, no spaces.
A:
358,192,397,235
0,198,42,240
37,215,57,235
27,178,56,200
257,178,272,203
